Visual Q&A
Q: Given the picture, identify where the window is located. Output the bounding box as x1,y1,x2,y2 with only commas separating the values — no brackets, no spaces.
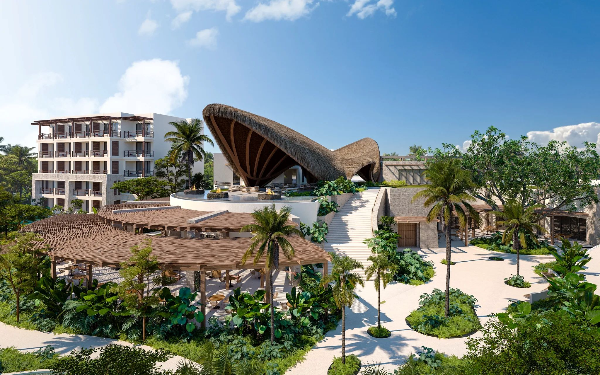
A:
111,161,119,174
112,141,119,156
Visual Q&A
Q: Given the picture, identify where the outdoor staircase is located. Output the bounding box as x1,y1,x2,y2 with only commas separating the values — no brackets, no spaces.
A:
324,188,380,276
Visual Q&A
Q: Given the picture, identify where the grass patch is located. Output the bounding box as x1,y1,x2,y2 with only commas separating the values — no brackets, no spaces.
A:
504,275,531,288
406,289,481,339
0,347,57,373
473,243,552,255
440,259,456,265
367,326,391,338
488,256,504,261
328,355,361,375
534,261,557,277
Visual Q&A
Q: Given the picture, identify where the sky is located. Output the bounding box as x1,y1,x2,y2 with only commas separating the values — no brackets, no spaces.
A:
1,0,600,155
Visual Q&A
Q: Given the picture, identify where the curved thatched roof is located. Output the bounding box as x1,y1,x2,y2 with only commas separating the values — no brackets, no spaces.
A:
203,104,380,186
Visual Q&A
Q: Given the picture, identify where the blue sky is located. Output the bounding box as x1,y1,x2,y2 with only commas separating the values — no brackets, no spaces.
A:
1,0,600,154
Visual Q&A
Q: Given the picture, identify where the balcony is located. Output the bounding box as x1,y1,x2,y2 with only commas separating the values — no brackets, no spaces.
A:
39,169,53,173
56,169,70,174
40,188,52,194
90,150,108,157
38,134,53,140
54,151,69,158
71,151,88,157
73,189,89,196
55,133,69,139
54,188,65,195
123,131,154,138
71,169,89,174
124,150,154,157
73,132,89,138
91,169,107,174
123,170,153,177
90,190,102,197
38,151,53,158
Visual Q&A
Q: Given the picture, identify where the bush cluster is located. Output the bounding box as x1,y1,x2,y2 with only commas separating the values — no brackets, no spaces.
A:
470,232,552,255
329,354,361,375
367,326,391,338
504,274,531,288
406,289,481,338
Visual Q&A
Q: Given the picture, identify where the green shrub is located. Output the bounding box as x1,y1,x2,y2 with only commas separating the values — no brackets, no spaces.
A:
470,232,552,255
392,249,435,285
488,256,504,261
550,238,591,277
406,289,481,338
318,197,340,216
329,355,361,375
393,347,468,374
440,259,456,265
0,346,57,373
361,363,392,375
300,221,329,243
504,275,531,288
381,180,407,188
313,177,358,196
367,326,391,338
534,261,557,277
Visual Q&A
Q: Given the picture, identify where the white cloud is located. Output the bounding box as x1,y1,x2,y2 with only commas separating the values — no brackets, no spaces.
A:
171,0,241,21
187,28,219,48
527,122,600,149
100,59,189,114
138,16,159,36
244,0,317,22
347,0,396,19
16,72,63,99
172,11,193,28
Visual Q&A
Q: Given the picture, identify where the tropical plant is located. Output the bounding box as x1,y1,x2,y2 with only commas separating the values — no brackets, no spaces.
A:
241,205,303,343
164,119,214,188
504,274,531,288
550,238,591,277
322,253,363,365
225,288,271,338
299,221,329,243
492,199,545,276
313,177,357,196
285,286,314,327
0,233,44,322
365,252,397,330
547,273,600,325
158,287,204,335
317,197,339,217
112,240,161,341
413,156,480,317
328,354,361,375
111,177,171,201
154,152,187,193
29,275,72,320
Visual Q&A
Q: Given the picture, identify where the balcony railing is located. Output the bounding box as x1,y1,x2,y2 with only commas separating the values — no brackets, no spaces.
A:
91,169,107,174
73,189,89,196
71,151,88,157
54,151,69,158
38,134,53,140
38,151,53,158
90,150,107,157
124,150,154,157
38,130,150,139
56,169,69,174
39,169,53,173
90,190,102,197
40,188,52,194
123,170,153,177
71,169,89,174
54,188,65,195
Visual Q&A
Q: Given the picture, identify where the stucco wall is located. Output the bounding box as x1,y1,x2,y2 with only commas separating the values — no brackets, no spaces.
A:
381,161,427,184
387,187,438,249
371,187,388,233
317,192,355,225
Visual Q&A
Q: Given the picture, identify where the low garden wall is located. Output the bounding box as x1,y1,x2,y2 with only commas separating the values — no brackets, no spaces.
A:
317,192,355,225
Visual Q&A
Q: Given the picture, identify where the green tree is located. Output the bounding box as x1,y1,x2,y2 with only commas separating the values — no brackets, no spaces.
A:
111,177,170,201
241,205,304,343
154,152,187,193
203,151,214,189
492,200,545,276
0,232,45,322
112,240,161,341
0,203,52,235
0,153,36,199
321,253,363,364
413,156,479,317
164,119,214,188
365,252,397,329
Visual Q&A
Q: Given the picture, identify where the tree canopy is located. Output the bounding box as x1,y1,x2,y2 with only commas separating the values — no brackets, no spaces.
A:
111,177,171,201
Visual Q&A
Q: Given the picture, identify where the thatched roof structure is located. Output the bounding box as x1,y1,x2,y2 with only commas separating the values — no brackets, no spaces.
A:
203,104,380,186
22,214,330,269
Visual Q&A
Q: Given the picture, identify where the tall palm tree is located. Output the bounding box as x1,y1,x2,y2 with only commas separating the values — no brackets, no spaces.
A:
164,119,214,188
492,199,545,276
322,253,363,365
241,205,304,343
365,252,397,329
3,145,36,166
413,157,479,317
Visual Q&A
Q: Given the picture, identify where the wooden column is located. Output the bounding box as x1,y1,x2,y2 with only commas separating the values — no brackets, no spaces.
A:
200,270,206,330
323,261,328,278
550,216,555,245
225,270,230,290
87,264,93,287
51,258,57,280
464,222,469,246
471,217,475,238
260,269,265,288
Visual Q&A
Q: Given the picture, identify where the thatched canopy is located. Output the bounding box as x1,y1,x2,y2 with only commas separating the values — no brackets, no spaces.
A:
203,104,381,186
22,214,330,269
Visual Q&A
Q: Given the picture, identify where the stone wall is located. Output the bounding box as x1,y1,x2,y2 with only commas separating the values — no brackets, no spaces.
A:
387,187,439,249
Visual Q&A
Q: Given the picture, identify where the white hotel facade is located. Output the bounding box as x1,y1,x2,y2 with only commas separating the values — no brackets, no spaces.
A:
31,112,202,212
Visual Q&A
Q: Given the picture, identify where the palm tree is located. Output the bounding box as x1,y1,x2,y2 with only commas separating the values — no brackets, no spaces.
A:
365,252,397,329
412,157,479,317
3,145,36,166
164,119,214,188
241,205,304,343
492,199,545,276
322,253,363,365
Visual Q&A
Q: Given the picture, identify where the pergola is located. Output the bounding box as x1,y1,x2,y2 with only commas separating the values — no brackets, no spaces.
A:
22,210,331,328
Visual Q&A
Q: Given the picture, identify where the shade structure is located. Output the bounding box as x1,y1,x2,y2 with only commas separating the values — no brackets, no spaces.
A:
203,104,381,186
22,214,330,270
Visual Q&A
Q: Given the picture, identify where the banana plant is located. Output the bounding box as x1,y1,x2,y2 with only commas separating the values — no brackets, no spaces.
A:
548,272,600,325
30,276,72,319
75,282,120,316
550,239,591,277
286,287,314,326
225,288,270,337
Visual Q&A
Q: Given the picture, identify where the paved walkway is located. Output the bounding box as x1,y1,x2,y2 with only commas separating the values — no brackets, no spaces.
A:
287,238,568,374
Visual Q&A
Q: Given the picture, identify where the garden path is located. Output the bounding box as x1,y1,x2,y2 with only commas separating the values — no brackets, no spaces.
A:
287,238,560,374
